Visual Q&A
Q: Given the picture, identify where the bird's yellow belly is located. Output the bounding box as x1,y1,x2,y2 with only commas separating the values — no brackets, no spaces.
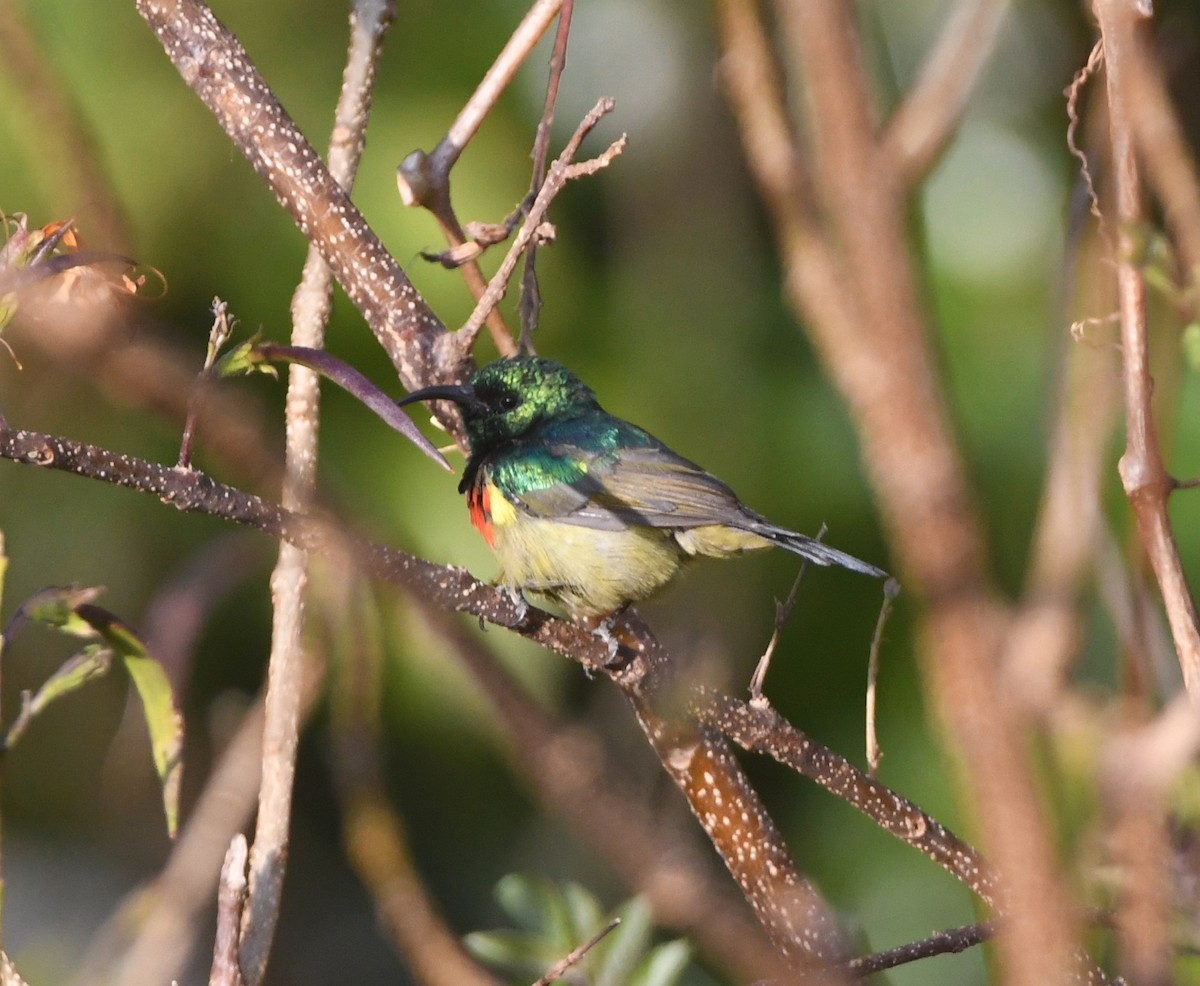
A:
490,515,687,619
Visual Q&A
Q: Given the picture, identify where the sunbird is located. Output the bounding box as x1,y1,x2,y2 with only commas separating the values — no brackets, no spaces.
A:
398,357,886,622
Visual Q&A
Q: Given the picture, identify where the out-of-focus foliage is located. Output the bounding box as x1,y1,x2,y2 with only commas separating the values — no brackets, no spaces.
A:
1,1,1199,984
466,875,704,986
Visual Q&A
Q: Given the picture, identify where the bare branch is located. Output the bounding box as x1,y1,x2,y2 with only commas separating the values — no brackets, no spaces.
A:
698,692,999,906
531,919,619,986
1094,0,1200,696
209,836,248,986
457,100,625,346
882,0,1010,185
134,0,463,401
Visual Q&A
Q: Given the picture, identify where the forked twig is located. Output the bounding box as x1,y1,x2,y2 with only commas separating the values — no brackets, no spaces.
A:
457,99,626,346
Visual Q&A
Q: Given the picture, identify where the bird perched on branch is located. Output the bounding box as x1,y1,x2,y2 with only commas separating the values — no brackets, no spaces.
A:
398,356,886,623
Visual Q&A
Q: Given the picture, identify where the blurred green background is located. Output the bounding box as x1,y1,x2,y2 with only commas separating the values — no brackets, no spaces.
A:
2,0,1199,983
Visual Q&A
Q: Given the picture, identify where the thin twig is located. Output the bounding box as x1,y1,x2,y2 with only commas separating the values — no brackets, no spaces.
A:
396,0,566,357
882,0,1010,185
749,524,825,705
531,918,619,986
179,298,235,469
209,835,248,986
846,919,996,978
1095,0,1200,698
865,579,900,776
748,562,809,706
457,99,625,346
239,4,394,978
519,0,575,347
430,0,564,178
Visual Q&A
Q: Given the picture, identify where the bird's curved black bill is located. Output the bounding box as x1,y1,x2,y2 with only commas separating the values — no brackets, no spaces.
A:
395,384,482,409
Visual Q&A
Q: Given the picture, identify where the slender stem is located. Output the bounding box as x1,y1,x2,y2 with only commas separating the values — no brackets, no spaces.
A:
429,0,564,175
881,0,1009,185
238,4,395,981
1096,0,1200,698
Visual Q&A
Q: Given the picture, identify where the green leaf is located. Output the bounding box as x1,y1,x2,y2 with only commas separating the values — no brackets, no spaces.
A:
4,645,113,750
6,588,184,838
74,606,184,840
563,881,605,943
121,651,183,838
1183,322,1200,372
595,896,651,986
214,334,278,380
495,873,562,935
629,940,693,986
463,930,550,979
17,585,105,637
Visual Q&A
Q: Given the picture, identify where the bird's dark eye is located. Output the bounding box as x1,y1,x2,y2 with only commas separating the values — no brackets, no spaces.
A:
496,392,520,412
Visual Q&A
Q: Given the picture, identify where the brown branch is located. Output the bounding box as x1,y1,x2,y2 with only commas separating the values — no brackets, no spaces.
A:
881,0,1010,186
720,2,1106,982
236,4,395,979
412,604,781,983
396,0,566,356
209,836,248,986
0,425,839,975
457,99,626,346
628,696,850,977
846,919,996,978
1094,0,1200,698
519,0,575,346
134,0,465,406
698,693,999,906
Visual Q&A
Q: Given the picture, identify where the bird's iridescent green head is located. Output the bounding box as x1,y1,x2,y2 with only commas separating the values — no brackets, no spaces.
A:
397,356,600,453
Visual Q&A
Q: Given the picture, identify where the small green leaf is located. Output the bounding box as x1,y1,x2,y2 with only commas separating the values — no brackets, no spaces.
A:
629,940,693,986
122,651,184,839
1183,322,1200,372
215,335,278,380
463,930,550,979
71,604,184,839
7,589,184,838
563,881,605,943
18,585,105,637
495,873,561,934
595,896,652,986
5,644,112,750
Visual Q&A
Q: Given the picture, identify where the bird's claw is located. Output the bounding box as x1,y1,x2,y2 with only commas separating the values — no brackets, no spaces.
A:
499,584,530,628
592,620,621,665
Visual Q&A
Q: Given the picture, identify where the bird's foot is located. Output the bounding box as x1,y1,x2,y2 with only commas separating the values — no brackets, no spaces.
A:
498,583,531,628
581,606,632,669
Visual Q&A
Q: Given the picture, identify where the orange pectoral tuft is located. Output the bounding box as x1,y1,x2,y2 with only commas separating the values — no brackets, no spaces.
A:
468,483,496,548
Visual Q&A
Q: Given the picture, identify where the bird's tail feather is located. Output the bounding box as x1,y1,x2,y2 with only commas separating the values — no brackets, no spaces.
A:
754,524,887,579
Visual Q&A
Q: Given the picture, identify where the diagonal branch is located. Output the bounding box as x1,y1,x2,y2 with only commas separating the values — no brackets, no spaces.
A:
134,0,464,400
881,0,1010,186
